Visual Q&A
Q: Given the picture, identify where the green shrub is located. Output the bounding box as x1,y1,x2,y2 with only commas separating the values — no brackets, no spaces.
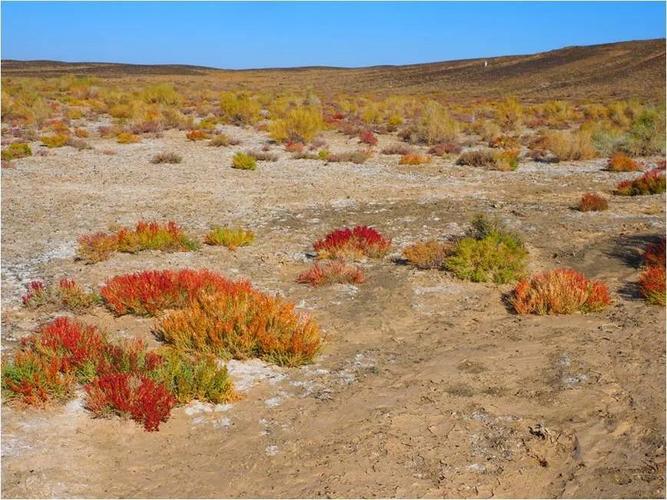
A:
445,215,527,284
1,142,32,160
623,109,666,156
150,349,236,404
231,152,257,170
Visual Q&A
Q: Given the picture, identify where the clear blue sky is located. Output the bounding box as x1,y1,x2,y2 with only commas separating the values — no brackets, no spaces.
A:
2,1,665,69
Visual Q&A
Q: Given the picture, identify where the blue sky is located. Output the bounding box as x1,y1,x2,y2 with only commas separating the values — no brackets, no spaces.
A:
2,2,665,68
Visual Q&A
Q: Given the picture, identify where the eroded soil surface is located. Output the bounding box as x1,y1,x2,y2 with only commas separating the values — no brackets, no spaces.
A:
2,128,665,498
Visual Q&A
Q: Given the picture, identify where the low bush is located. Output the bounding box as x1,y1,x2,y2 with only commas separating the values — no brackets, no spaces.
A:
326,150,372,164
77,221,199,263
116,132,141,144
314,226,391,259
606,152,641,172
531,129,597,161
40,134,69,148
639,266,666,306
639,238,665,305
208,133,239,147
381,144,413,156
511,268,612,314
399,153,431,165
151,152,182,164
456,148,519,171
204,226,255,250
445,215,527,284
150,349,236,405
100,269,253,316
359,130,378,146
297,260,365,286
285,141,305,153
84,373,175,432
402,240,452,270
1,142,32,160
156,292,321,367
615,168,666,196
578,193,609,212
428,142,461,156
402,101,459,145
269,107,324,143
644,238,665,268
74,128,89,138
219,91,261,125
186,129,209,141
1,316,238,431
22,278,100,312
231,152,257,170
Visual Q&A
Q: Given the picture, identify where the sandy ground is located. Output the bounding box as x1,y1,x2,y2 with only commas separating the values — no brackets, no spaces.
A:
1,126,665,498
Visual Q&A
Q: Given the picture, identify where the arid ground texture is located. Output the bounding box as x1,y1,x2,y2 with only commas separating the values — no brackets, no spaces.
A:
1,39,665,498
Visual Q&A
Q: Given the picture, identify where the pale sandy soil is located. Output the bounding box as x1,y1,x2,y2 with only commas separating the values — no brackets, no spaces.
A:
1,126,665,498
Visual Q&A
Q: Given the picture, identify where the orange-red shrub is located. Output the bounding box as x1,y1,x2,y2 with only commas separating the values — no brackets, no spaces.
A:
607,152,641,172
639,266,666,305
186,129,209,141
399,153,431,165
313,226,391,259
402,240,452,269
615,168,666,196
297,260,365,286
359,130,378,146
644,237,666,268
100,269,253,316
156,291,321,366
84,373,175,431
578,193,609,212
512,268,611,314
285,141,305,153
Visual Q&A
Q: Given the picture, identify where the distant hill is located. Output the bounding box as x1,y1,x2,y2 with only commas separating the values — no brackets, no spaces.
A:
2,38,665,102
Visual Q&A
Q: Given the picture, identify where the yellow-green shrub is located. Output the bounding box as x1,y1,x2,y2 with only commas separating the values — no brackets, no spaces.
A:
269,106,324,143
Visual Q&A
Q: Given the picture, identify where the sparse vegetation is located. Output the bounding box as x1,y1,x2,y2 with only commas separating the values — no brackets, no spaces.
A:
151,152,182,164
77,221,199,263
399,153,431,165
297,260,365,286
22,278,100,311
